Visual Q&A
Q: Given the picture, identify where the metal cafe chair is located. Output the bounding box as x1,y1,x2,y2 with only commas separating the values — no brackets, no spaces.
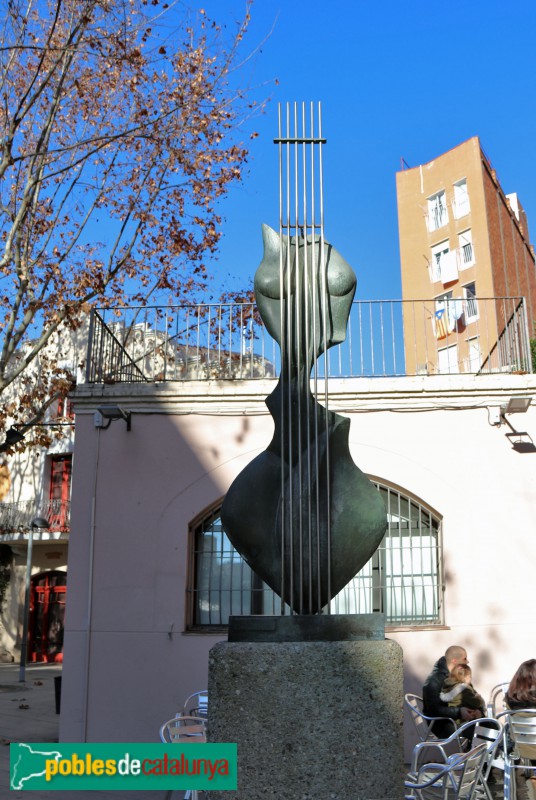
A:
182,690,209,720
405,693,458,743
473,719,506,799
408,718,504,800
498,709,536,800
487,682,510,719
159,715,207,800
405,742,488,800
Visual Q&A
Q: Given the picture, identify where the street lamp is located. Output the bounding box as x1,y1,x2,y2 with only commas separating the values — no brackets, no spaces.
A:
19,516,49,683
95,405,132,431
0,427,26,453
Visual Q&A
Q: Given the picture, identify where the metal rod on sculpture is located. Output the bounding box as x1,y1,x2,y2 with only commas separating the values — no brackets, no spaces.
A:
309,102,322,614
293,103,304,613
284,103,295,614
302,103,314,613
274,101,339,614
277,104,286,615
318,102,332,612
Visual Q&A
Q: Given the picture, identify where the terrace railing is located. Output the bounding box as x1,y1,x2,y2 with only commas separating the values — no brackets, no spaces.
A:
85,303,277,383
0,498,71,534
85,297,532,384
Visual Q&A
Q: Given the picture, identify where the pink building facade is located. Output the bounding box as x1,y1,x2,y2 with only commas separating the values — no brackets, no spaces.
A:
60,373,536,759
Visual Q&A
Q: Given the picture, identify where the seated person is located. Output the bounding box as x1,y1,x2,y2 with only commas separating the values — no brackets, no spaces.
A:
506,659,536,710
440,664,486,723
506,659,536,800
423,645,482,738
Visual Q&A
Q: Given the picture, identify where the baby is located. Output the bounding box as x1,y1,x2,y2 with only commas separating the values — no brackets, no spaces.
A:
440,664,486,720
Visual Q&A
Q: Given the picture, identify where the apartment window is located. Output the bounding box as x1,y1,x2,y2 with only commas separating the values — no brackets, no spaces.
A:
427,191,449,232
48,455,72,532
457,229,474,268
57,397,74,419
429,241,445,283
466,337,481,373
187,483,443,629
430,241,448,282
453,179,470,218
437,343,459,374
433,291,464,340
433,292,452,339
463,282,478,321
430,241,458,285
435,291,453,308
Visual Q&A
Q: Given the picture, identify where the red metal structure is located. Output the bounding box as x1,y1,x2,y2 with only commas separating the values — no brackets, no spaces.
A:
48,455,71,531
29,570,67,662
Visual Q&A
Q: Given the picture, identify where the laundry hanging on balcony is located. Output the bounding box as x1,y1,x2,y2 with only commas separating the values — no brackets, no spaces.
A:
432,308,452,339
449,299,465,325
432,300,464,340
440,250,459,284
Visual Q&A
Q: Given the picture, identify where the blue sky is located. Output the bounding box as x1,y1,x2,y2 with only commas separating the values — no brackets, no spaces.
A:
197,0,536,302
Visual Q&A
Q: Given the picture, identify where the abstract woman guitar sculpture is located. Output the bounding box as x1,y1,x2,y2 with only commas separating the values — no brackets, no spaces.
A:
221,223,387,614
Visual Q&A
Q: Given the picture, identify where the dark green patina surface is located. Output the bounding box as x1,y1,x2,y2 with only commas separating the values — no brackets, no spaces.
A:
221,225,387,615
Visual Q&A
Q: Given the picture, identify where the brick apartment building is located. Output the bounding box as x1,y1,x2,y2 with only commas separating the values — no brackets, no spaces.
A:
396,136,536,376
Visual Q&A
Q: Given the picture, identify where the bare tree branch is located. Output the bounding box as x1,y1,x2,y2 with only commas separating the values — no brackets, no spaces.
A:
0,0,267,441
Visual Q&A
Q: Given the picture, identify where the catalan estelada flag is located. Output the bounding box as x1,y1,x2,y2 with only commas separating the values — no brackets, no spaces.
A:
433,308,448,339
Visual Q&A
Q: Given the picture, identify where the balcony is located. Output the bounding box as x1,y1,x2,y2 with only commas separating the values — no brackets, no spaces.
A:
86,303,276,384
0,499,71,535
426,202,449,232
428,245,475,285
85,297,532,384
457,241,474,268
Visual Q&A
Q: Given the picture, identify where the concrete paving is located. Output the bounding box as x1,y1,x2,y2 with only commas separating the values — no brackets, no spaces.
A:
0,662,184,799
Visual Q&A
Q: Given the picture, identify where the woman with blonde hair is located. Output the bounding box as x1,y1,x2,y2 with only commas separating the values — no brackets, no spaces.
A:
440,664,486,722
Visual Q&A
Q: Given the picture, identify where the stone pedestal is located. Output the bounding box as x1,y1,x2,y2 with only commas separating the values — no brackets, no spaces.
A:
207,637,404,799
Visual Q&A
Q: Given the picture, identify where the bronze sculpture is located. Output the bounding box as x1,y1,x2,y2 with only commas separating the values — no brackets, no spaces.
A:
221,222,387,614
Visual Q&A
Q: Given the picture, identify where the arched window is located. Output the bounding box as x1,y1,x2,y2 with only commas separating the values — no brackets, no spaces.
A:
186,481,442,629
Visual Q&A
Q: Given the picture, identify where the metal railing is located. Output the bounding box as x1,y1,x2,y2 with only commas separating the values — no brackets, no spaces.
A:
85,304,277,383
0,499,70,534
427,201,449,232
85,296,532,384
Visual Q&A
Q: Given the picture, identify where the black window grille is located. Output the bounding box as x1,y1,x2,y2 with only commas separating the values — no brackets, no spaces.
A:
187,482,442,629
